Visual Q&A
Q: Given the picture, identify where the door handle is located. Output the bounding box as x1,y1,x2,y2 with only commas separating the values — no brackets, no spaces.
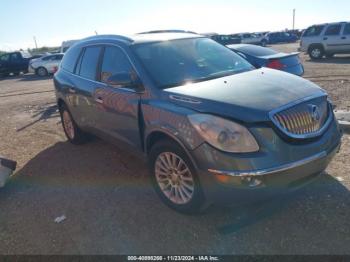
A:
323,37,328,40
341,36,347,40
95,97,103,104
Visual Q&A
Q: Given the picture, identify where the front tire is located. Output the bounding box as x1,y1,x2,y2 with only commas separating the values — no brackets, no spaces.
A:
148,139,205,214
59,104,88,145
309,45,324,60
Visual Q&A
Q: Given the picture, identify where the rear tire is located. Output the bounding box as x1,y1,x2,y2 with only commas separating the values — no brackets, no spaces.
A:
36,67,48,77
148,139,206,214
308,45,324,60
59,104,89,145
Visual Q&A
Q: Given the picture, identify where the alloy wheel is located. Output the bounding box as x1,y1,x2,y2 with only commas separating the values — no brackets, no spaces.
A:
155,152,194,205
62,111,75,139
38,68,47,76
311,48,321,58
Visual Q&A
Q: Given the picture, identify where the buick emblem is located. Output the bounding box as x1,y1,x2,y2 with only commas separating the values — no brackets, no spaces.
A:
308,104,320,121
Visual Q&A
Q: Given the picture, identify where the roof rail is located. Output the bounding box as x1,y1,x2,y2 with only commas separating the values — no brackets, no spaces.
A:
82,34,133,42
137,30,197,35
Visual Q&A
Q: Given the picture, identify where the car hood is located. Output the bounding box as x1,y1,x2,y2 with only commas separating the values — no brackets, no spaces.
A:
163,68,326,123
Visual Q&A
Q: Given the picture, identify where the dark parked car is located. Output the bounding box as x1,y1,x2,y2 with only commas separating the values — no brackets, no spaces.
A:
0,51,32,77
228,44,304,76
54,33,341,213
265,32,298,44
210,34,241,45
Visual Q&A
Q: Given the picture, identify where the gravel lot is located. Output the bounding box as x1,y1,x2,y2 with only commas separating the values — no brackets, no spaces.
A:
0,43,349,255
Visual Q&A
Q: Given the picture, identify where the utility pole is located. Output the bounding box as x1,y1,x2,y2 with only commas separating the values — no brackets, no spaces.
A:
292,9,296,30
33,36,38,49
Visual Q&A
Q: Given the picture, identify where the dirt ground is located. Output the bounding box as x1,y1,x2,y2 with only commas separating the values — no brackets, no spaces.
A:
0,43,349,255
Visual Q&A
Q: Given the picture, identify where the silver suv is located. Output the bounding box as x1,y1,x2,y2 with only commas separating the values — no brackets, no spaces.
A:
300,22,350,59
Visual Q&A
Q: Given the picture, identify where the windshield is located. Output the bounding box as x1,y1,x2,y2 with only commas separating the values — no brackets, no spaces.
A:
133,38,254,89
21,51,31,58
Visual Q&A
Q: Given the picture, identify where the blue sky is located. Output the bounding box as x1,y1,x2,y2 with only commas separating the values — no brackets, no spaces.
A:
1,0,349,50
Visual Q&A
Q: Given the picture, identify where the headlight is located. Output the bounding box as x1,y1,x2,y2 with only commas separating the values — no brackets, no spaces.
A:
188,114,259,153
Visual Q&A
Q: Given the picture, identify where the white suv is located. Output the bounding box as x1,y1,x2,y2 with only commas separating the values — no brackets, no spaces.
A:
300,22,350,59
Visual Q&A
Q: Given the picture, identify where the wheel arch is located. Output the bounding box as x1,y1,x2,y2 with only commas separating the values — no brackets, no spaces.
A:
145,129,199,170
57,98,66,111
308,43,325,53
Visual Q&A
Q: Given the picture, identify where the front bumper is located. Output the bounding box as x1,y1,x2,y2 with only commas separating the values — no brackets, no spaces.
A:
192,120,342,206
28,65,35,74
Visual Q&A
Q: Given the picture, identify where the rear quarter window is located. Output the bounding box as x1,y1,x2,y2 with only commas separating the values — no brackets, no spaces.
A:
61,46,81,73
343,23,350,35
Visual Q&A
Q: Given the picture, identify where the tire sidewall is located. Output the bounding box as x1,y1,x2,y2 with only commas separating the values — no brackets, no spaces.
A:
37,67,48,77
59,104,85,144
309,45,324,60
148,140,205,214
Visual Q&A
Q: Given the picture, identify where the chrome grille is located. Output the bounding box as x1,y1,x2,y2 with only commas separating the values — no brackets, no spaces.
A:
272,96,330,137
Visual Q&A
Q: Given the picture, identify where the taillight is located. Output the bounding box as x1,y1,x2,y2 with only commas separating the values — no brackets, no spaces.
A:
266,59,285,70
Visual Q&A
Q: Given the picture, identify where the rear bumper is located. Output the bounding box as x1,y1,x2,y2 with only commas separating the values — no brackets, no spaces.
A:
197,136,341,207
284,64,304,76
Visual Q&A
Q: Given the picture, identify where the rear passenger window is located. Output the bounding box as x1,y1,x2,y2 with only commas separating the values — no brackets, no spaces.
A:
344,23,350,35
100,46,133,83
303,25,325,37
79,46,102,80
325,24,341,36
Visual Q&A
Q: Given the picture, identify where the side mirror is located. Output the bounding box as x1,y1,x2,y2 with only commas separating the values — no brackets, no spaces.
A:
104,71,143,92
106,72,133,87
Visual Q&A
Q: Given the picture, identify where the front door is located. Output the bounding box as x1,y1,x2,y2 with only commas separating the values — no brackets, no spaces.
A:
93,45,142,149
0,53,10,74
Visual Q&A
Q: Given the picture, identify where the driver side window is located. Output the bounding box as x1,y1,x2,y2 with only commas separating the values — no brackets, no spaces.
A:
0,54,10,62
100,46,133,84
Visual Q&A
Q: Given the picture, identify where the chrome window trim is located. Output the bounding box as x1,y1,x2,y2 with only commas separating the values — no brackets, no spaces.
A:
169,95,202,104
208,151,327,177
268,93,333,139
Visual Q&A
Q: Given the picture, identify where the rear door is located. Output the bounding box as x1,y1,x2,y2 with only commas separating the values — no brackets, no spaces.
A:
71,46,103,128
93,45,142,149
341,23,350,53
323,23,343,52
